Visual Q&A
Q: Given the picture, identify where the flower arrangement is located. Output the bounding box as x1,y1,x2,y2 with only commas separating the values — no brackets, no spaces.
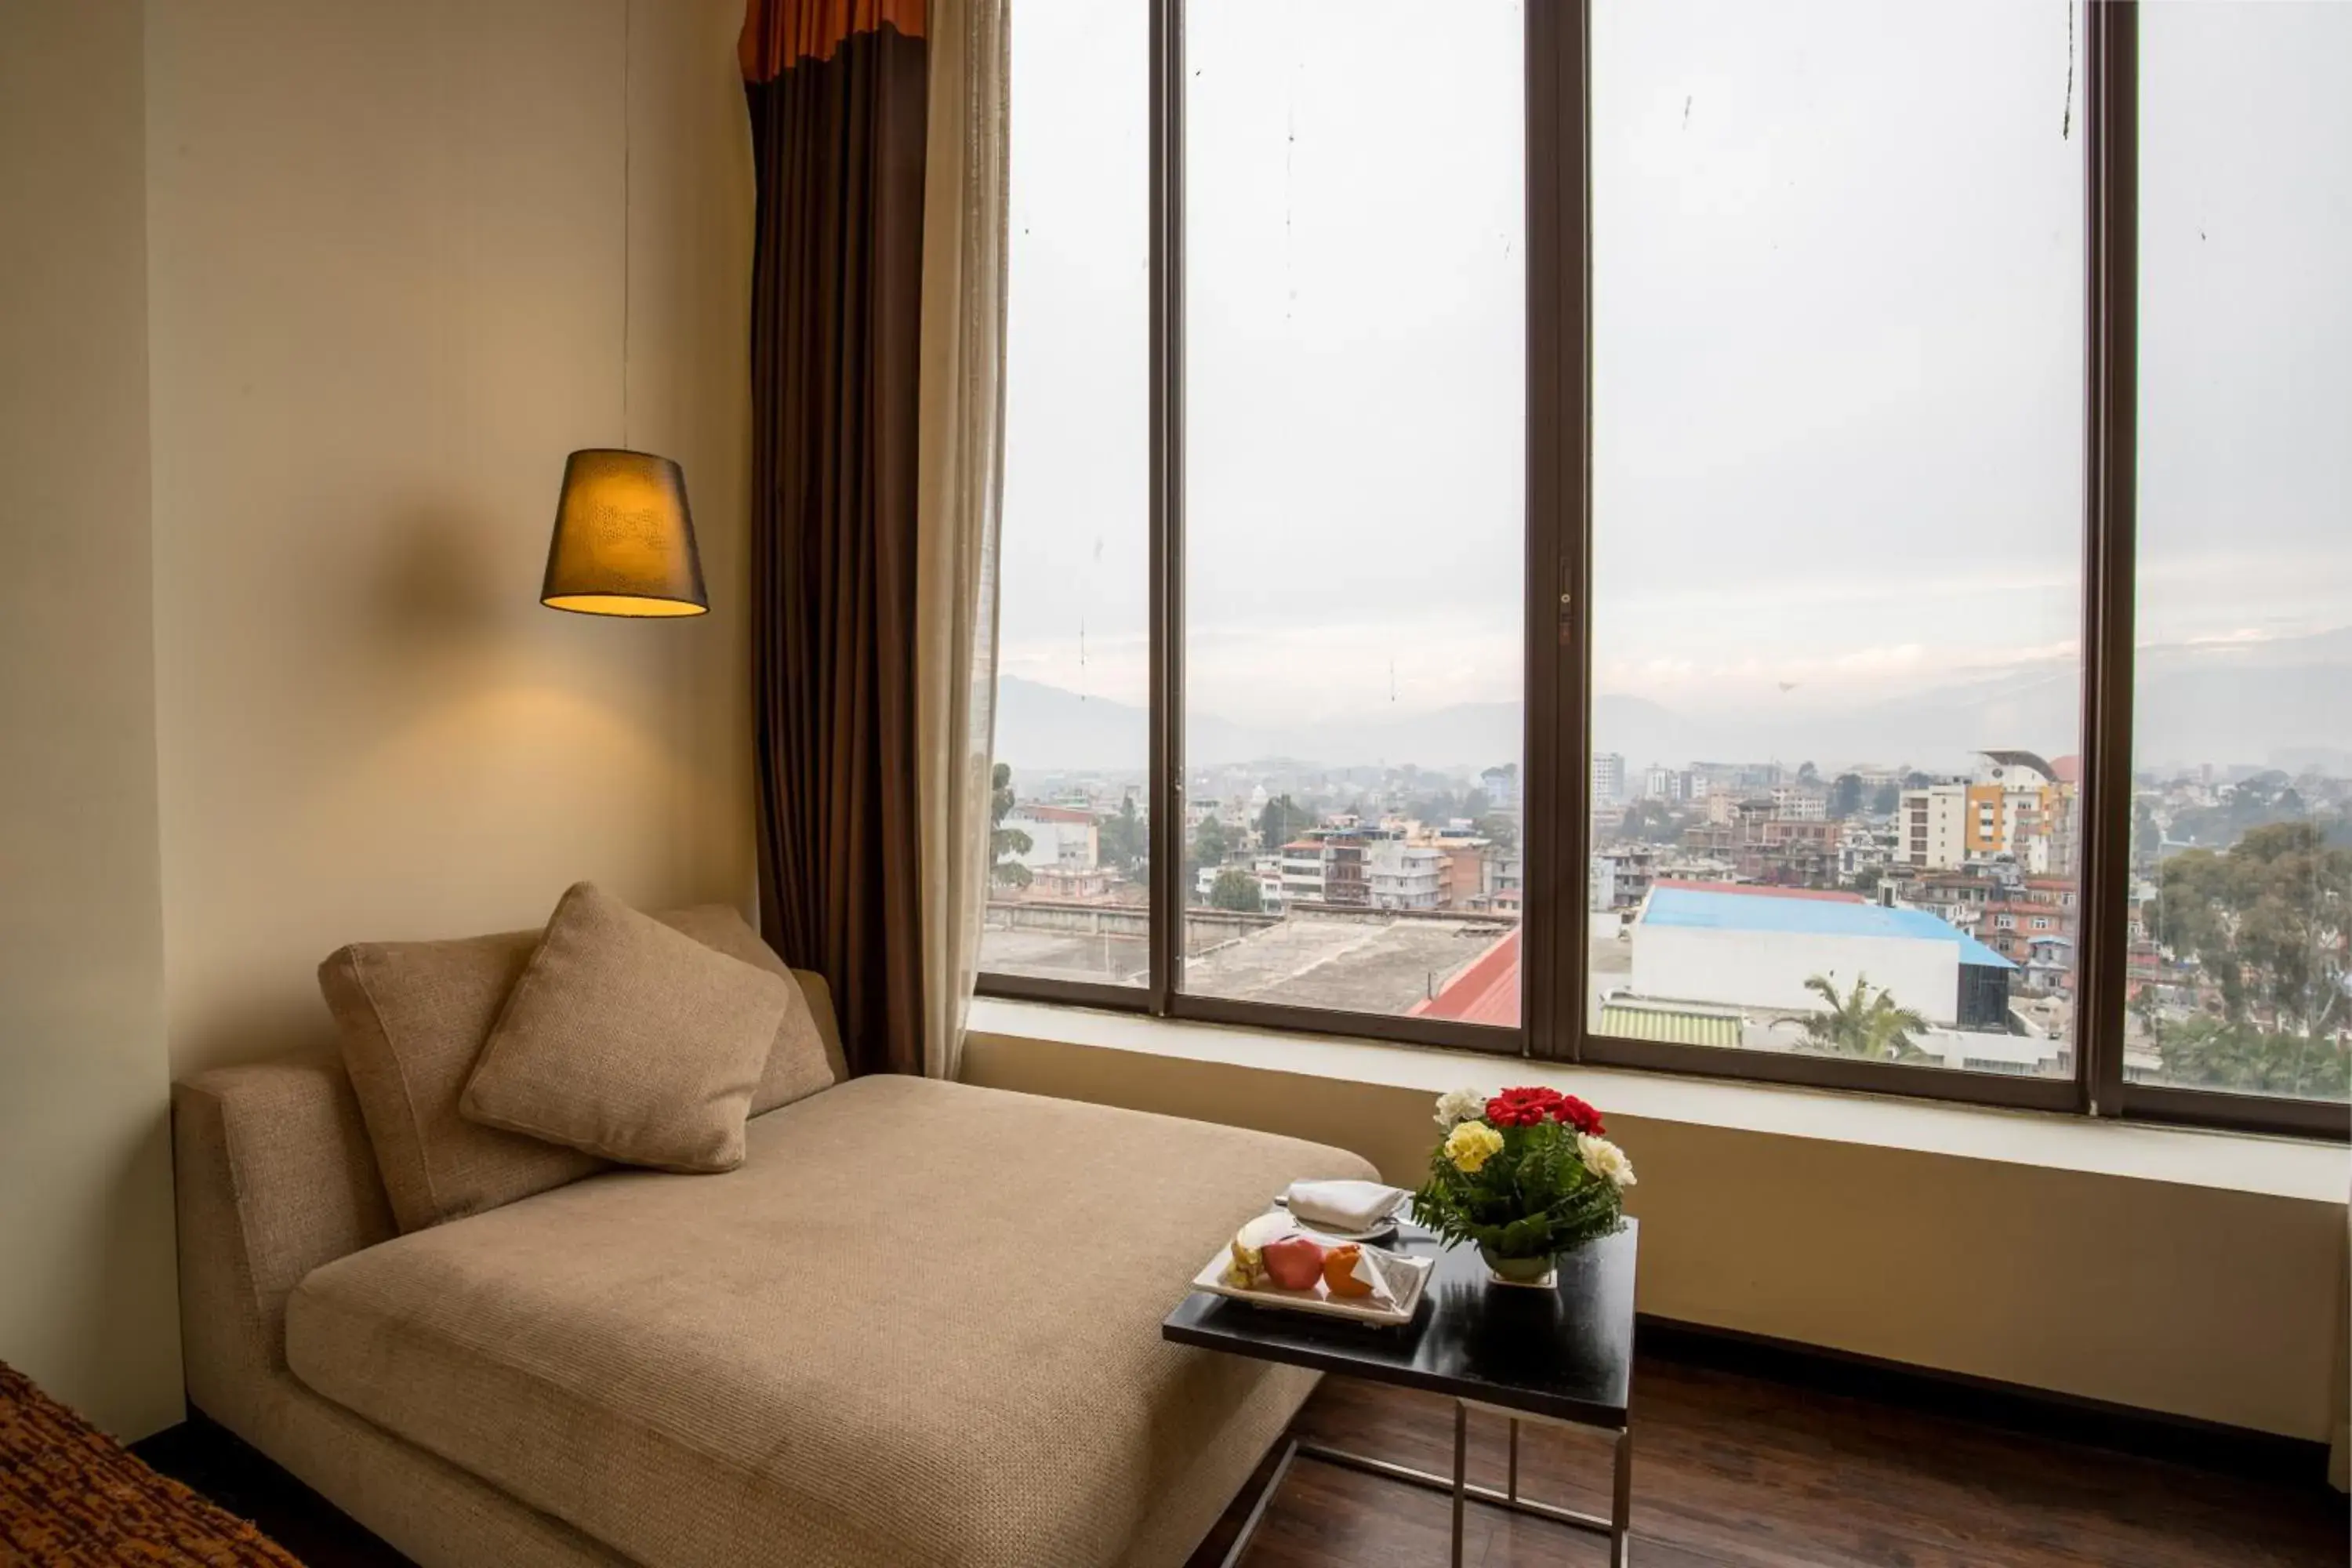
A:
1414,1087,1635,1279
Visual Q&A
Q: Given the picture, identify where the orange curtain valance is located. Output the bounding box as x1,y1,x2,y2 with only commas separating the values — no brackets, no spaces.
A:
740,0,926,81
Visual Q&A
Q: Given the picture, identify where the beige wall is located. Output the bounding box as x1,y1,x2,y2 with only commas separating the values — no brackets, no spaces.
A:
965,1032,2349,1446
1,0,757,1439
145,0,757,1076
0,0,185,1440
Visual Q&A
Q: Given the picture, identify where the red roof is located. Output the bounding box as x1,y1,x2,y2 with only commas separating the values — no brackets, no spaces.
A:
2049,755,2082,784
1410,928,1520,1027
1651,880,1865,904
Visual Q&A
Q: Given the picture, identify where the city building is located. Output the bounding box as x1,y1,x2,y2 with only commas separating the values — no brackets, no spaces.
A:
1642,764,1696,803
1277,839,1327,906
1893,782,1969,870
1629,884,2016,1029
1480,764,1521,811
1592,752,1626,805
1004,802,1098,877
1770,783,1828,821
1366,838,1447,909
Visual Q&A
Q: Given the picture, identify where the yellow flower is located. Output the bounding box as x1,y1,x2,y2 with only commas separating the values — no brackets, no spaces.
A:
1443,1120,1504,1174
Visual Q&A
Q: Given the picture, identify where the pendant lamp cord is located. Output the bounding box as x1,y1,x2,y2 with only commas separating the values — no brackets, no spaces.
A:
621,0,632,450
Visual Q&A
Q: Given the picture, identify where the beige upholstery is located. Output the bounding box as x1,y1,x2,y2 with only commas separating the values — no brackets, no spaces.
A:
285,1076,1369,1568
318,902,837,1232
462,884,789,1173
171,1054,624,1568
176,1027,1353,1568
673,906,844,1107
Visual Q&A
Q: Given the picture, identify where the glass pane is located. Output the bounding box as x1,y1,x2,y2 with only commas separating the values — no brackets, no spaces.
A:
981,0,1152,987
2129,3,2351,1103
1588,1,2085,1076
1181,1,1525,1025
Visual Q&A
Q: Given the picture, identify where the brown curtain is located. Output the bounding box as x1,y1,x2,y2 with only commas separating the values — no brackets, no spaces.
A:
744,0,930,1077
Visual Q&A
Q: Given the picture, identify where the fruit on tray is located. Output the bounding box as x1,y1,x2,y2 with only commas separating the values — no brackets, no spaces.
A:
1321,1243,1372,1298
1260,1232,1328,1290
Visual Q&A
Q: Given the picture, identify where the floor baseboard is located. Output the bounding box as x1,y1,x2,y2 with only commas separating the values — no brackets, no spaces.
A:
1635,1313,2334,1487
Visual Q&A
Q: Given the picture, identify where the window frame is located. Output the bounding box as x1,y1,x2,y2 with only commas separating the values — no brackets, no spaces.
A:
976,0,2350,1141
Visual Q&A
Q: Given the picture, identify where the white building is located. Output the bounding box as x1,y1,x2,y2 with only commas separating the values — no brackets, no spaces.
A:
1278,839,1327,906
1367,839,1446,909
1892,784,1969,870
1771,785,1828,821
1592,752,1626,805
1628,886,2014,1029
1004,804,1098,874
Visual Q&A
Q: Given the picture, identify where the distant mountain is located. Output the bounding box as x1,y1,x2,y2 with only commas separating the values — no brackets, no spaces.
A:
991,623,2351,779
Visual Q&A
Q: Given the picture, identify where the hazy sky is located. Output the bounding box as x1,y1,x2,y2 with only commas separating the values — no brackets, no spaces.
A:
997,1,2349,764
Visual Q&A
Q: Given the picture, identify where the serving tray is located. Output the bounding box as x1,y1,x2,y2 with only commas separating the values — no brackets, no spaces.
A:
1187,1241,1433,1327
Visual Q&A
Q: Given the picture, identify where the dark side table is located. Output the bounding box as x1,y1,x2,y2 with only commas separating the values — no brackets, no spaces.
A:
1163,1218,1637,1567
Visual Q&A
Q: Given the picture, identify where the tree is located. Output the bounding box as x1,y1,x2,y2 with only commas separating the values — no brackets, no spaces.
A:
989,763,1033,890
1192,815,1231,868
1797,760,1820,784
2152,1017,2348,1101
1785,973,1928,1061
1617,800,1678,844
1473,811,1519,849
2143,821,2349,1040
1099,792,1145,873
1830,773,1864,819
1208,867,1264,913
1871,782,1901,816
1258,793,1316,851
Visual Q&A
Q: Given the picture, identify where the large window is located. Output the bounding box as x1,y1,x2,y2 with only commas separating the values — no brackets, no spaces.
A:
2127,2,2350,1107
981,0,1152,990
1179,0,1524,1026
981,0,2348,1138
1588,0,2085,1080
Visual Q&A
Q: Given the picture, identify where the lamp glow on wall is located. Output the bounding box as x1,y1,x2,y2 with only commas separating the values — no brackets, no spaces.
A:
541,0,706,619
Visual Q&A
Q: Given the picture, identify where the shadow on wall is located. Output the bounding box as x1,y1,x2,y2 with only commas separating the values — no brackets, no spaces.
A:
368,503,514,659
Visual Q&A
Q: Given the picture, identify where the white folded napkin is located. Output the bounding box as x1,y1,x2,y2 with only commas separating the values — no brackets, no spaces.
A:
1285,1178,1409,1233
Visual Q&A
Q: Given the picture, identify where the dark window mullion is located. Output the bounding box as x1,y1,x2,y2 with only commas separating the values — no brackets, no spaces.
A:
1523,0,1589,1064
2076,0,2138,1120
1146,0,1184,1018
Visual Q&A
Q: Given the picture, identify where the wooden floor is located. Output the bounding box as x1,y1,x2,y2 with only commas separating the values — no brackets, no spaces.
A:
141,1356,2345,1568
1183,1362,2344,1568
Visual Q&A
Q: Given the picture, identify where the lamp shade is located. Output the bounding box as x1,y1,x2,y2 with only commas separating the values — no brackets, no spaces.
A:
540,448,708,617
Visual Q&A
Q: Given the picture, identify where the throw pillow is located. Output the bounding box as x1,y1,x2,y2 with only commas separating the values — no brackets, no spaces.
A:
319,904,837,1232
459,883,789,1173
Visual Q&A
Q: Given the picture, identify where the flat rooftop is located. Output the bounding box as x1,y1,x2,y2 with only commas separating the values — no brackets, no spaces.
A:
1642,887,2015,969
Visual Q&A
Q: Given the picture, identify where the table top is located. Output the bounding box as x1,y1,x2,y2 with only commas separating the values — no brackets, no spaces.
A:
1161,1218,1637,1428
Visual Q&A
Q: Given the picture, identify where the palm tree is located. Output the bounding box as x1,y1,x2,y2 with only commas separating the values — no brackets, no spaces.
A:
1786,973,1929,1061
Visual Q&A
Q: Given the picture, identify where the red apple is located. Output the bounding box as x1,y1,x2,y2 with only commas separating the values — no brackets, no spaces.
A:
1261,1233,1327,1290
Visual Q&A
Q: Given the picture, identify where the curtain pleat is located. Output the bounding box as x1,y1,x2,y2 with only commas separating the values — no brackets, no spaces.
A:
746,13,930,1077
913,0,1009,1081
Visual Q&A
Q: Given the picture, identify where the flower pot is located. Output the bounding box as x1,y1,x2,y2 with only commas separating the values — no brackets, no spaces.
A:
1477,1244,1559,1288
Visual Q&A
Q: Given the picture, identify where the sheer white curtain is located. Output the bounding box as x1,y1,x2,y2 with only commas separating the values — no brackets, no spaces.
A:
913,0,1009,1080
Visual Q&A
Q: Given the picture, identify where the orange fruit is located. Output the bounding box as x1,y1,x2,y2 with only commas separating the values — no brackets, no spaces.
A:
1323,1243,1373,1298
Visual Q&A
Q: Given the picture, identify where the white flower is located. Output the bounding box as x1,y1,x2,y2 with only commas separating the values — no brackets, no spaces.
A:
1433,1087,1487,1130
1577,1133,1637,1190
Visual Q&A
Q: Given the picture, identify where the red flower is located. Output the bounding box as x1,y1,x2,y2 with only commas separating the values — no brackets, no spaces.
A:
1485,1087,1565,1127
1554,1095,1605,1136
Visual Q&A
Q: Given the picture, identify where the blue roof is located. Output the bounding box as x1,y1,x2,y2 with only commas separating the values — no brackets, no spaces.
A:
1642,888,2016,969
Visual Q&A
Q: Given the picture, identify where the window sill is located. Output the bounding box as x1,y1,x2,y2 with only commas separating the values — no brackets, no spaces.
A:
965,997,2348,1205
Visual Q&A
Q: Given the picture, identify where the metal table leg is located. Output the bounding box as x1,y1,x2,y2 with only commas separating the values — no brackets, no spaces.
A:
1450,1401,1468,1567
1610,1424,1634,1567
1229,1403,1632,1565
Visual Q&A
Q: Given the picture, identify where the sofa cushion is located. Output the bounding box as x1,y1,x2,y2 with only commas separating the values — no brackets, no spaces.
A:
286,1077,1378,1568
668,906,842,1111
319,904,835,1233
460,884,789,1174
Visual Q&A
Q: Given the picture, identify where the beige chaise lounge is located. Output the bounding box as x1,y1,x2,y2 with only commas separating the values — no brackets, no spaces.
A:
173,970,1376,1566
